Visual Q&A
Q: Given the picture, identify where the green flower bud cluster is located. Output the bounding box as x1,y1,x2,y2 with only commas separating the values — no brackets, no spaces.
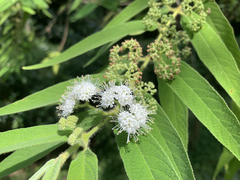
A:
67,127,83,146
59,115,79,130
104,39,143,84
148,40,181,80
181,0,209,31
142,1,162,29
104,39,157,109
162,0,176,5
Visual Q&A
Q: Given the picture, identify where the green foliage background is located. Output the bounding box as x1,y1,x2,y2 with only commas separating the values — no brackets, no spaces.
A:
0,0,240,179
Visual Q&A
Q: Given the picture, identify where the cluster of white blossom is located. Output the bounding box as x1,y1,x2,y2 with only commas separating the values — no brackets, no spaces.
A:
57,76,154,143
57,76,99,117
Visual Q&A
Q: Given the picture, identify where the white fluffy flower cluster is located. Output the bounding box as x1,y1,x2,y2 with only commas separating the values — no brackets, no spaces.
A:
57,77,154,143
99,82,134,108
100,82,153,143
57,76,99,117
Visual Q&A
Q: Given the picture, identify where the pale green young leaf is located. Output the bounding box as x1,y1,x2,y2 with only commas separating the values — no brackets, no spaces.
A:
22,21,146,70
0,142,64,178
0,74,104,116
0,124,70,154
67,148,98,180
161,61,240,161
158,80,188,149
181,12,240,108
204,2,240,68
115,98,195,180
42,156,62,180
225,157,240,180
212,147,234,180
29,159,56,180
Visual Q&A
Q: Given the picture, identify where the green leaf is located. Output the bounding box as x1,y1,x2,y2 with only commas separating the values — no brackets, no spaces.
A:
105,0,149,28
76,110,103,131
22,21,147,70
204,2,240,68
181,11,240,108
0,0,17,13
231,100,240,122
29,159,56,180
43,156,62,180
158,80,188,149
22,6,36,15
225,157,240,180
70,3,98,22
0,124,70,154
100,0,119,11
67,148,98,180
33,0,49,9
0,74,104,116
212,147,234,180
160,61,240,161
83,39,117,68
0,142,64,178
115,98,195,180
68,0,83,14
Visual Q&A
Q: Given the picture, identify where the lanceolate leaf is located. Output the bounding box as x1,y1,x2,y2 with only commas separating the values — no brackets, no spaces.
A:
158,81,188,149
204,2,240,68
42,156,62,180
22,21,147,70
0,124,70,154
212,147,234,180
67,148,98,180
181,12,240,108
160,61,240,161
115,99,195,180
105,0,149,28
0,142,64,178
225,157,240,180
0,74,104,116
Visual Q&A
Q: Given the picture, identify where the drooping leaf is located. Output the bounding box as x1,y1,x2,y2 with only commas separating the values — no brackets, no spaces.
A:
181,10,240,108
29,159,55,180
225,157,240,180
67,148,98,180
160,61,240,161
212,147,234,180
115,98,195,180
42,156,62,180
22,21,148,70
0,142,64,178
204,2,240,68
0,124,70,154
158,80,188,149
0,74,104,116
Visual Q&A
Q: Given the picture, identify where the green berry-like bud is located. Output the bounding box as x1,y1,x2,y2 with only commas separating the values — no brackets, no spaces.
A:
66,115,79,129
73,127,83,137
58,117,67,130
68,134,77,146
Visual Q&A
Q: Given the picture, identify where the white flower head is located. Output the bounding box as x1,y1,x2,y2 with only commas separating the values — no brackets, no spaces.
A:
57,75,99,117
99,81,134,108
69,75,99,102
57,94,76,117
114,84,134,106
112,102,153,143
99,81,117,108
